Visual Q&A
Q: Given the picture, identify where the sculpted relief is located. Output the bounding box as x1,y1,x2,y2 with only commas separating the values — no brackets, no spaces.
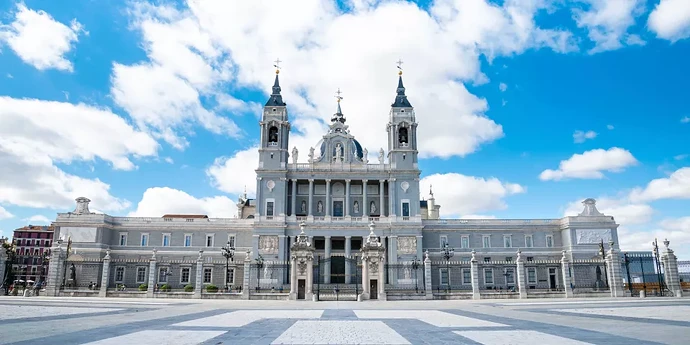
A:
397,236,417,255
575,229,612,245
259,235,279,254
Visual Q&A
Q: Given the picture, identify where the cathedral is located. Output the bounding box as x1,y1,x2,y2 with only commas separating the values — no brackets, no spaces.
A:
45,66,623,299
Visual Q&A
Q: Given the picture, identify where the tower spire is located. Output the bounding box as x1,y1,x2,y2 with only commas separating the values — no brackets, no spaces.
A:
331,88,346,124
392,59,412,107
265,58,286,106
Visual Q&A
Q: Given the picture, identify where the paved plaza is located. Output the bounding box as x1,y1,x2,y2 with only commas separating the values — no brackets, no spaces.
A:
0,297,689,345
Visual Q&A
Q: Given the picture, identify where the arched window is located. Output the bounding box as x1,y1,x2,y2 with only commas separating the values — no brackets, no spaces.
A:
398,127,409,144
268,126,279,144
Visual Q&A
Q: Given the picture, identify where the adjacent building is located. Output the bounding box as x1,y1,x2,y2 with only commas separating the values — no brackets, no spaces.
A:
11,225,54,284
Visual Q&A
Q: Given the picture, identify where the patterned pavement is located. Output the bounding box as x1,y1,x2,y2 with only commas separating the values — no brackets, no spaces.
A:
0,297,688,345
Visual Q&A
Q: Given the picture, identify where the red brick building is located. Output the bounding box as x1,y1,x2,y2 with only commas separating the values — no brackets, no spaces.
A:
12,225,54,283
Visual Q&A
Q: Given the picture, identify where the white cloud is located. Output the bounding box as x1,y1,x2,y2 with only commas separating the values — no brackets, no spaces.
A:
207,147,259,197
674,154,688,161
0,96,158,211
648,0,690,42
0,206,14,220
420,173,525,217
563,196,653,226
164,157,174,164
573,129,597,143
499,82,508,92
0,3,85,71
681,116,690,123
572,0,646,53
126,0,579,161
607,124,615,130
23,215,51,224
460,214,497,219
629,167,690,202
128,187,236,218
539,147,638,181
620,217,690,257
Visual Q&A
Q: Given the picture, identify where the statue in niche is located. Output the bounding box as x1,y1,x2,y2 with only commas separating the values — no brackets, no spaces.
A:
335,143,343,161
378,148,384,164
301,200,307,213
308,147,315,163
69,263,76,281
317,201,323,213
370,201,377,214
291,147,298,164
362,148,368,163
264,265,271,280
353,201,360,213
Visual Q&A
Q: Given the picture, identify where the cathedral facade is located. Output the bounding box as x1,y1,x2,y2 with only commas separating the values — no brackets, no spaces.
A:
47,69,622,297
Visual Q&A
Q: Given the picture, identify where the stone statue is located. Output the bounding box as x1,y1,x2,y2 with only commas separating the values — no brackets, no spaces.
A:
292,147,298,164
301,200,307,213
362,148,368,163
308,147,315,163
73,197,92,215
263,265,271,280
353,201,359,213
370,201,377,214
335,143,342,161
317,201,323,213
69,263,76,281
403,261,412,280
378,148,384,164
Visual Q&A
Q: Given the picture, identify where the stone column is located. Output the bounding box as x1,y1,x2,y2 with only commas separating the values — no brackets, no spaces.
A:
345,179,351,217
325,179,331,218
324,236,331,284
345,236,352,284
661,239,683,297
242,251,251,300
379,180,385,217
291,179,297,217
605,244,624,297
424,251,432,299
147,249,157,298
470,250,480,300
289,255,298,300
194,250,204,299
560,250,574,298
99,250,111,297
362,179,368,218
45,244,65,297
389,236,398,284
389,178,396,217
308,179,314,218
361,257,369,299
378,257,387,301
516,250,527,299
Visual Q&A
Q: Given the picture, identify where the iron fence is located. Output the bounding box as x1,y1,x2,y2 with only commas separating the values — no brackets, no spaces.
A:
249,262,290,293
313,256,360,301
571,259,608,293
385,262,425,293
430,261,472,292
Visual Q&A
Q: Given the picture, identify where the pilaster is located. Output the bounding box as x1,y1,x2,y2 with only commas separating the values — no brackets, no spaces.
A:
308,179,314,218
291,179,297,217
345,179,351,217
99,250,111,297
325,179,331,219
424,251,432,299
379,180,385,217
516,250,527,299
194,250,203,299
345,236,352,284
661,239,683,297
147,249,157,298
470,251,480,300
560,250,574,298
242,252,251,300
362,179,368,218
324,236,332,284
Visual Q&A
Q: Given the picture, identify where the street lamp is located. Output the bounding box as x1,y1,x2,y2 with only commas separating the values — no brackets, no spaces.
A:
221,241,235,292
411,258,420,293
442,243,454,292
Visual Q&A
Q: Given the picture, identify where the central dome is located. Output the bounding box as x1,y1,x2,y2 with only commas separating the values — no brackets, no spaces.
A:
317,137,364,160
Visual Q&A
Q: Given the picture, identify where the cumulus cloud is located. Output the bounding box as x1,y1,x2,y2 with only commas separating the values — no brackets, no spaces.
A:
563,196,653,226
629,167,690,202
620,217,690,257
128,187,236,218
0,3,85,71
648,0,690,42
572,0,646,53
420,173,525,217
23,215,51,224
539,147,638,181
0,206,14,220
573,130,597,143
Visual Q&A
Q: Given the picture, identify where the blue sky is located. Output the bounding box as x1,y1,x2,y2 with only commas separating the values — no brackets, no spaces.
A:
0,0,689,255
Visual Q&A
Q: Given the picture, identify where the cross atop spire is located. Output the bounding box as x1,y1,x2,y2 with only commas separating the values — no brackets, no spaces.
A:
391,62,412,107
265,60,286,106
273,58,282,74
335,88,343,102
331,88,345,123
396,58,404,75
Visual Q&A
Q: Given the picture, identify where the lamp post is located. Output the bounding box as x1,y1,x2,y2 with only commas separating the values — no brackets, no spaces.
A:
221,241,235,292
442,243,454,292
411,258,420,293
652,239,665,296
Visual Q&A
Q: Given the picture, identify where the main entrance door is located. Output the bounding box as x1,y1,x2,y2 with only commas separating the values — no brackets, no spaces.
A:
370,279,378,300
297,279,305,300
549,268,557,289
333,200,344,217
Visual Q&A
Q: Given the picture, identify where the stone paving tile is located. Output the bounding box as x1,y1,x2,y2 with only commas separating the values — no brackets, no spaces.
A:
271,320,410,345
320,309,358,319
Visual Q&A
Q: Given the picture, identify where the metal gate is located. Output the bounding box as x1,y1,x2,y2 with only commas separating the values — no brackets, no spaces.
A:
314,256,360,301
623,252,669,296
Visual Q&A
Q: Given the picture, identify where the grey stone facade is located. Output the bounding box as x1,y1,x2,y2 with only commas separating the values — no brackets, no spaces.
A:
46,71,625,297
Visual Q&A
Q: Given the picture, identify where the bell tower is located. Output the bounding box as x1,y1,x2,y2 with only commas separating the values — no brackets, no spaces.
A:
387,60,418,169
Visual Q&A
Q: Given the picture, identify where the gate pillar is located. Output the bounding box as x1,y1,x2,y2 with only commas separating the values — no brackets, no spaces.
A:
560,250,574,298
289,222,315,301
660,239,683,297
605,242,625,297
360,221,386,301
516,250,527,299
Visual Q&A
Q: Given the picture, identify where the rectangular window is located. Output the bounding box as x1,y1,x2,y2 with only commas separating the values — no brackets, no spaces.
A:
527,267,537,284
527,256,534,262
503,235,512,248
483,235,491,248
162,234,170,247
266,201,274,217
505,257,513,262
226,268,235,286
402,201,410,217
461,236,469,249
525,235,533,248
439,235,448,248
115,267,125,283
141,233,149,247
203,268,212,284
462,268,471,285
546,235,554,248
206,234,214,247
484,257,491,263
158,267,169,283
505,268,515,285
136,267,147,283
439,268,449,285
227,235,236,248
180,268,191,284
119,233,127,246
184,234,192,247
484,268,494,285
